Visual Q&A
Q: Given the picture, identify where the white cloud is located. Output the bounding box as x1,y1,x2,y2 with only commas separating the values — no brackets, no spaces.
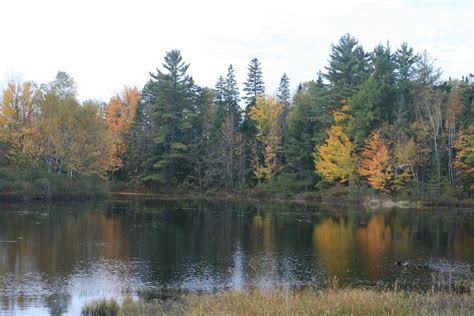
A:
0,0,472,101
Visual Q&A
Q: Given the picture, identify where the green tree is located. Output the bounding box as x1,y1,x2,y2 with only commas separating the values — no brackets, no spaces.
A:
394,42,420,126
348,77,383,145
224,64,241,124
242,58,265,107
140,50,196,185
284,81,329,187
325,33,370,98
242,58,266,184
277,73,290,129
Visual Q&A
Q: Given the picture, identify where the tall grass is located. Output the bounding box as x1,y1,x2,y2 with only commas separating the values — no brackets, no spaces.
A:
81,287,473,316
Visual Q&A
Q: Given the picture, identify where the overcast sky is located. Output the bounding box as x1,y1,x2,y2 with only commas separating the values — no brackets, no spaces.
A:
0,0,472,102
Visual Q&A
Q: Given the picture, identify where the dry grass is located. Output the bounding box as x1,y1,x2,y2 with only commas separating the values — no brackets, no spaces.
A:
186,288,472,316
82,288,473,316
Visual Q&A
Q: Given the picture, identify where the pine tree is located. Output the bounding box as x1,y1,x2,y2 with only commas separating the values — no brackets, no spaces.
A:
348,77,383,145
140,50,196,184
242,58,265,107
316,71,324,88
277,73,290,108
241,58,266,184
394,42,420,128
277,73,290,130
224,64,241,124
370,43,397,122
214,75,226,107
324,34,370,98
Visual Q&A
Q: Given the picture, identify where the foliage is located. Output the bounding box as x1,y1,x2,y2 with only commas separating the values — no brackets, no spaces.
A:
314,108,356,183
250,96,284,181
1,34,473,198
106,86,139,172
358,131,393,191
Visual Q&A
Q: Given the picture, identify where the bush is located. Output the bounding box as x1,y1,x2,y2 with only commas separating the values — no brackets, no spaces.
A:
0,167,108,200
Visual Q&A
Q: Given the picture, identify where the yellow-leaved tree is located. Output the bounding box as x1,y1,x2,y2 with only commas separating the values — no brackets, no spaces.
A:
358,131,393,191
453,131,474,190
0,80,41,166
314,107,356,183
250,96,283,181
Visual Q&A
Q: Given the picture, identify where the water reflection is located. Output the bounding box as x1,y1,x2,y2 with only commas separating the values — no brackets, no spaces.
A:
0,200,472,314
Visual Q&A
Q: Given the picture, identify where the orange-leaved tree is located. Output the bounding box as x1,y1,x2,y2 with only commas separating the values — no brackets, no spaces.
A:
358,131,393,191
105,86,139,172
314,107,356,183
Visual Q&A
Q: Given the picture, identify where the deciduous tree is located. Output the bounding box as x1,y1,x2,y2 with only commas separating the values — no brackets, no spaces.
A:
250,96,283,181
314,108,356,183
358,131,393,191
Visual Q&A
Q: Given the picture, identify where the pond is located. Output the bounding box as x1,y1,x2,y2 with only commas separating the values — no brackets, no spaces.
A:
0,199,473,315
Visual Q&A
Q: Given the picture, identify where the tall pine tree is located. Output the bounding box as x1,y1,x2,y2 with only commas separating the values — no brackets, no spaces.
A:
140,50,196,185
324,33,370,98
224,64,241,124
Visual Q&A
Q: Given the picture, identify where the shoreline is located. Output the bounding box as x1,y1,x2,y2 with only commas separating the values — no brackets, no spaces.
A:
0,189,473,210
109,190,474,210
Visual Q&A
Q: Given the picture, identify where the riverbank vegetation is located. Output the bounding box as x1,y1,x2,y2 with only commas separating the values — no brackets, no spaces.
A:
1,34,472,200
81,287,473,316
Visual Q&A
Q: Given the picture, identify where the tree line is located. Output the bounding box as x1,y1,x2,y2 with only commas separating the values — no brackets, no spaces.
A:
1,34,472,197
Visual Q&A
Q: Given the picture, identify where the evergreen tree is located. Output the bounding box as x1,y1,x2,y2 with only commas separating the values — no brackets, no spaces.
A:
214,75,226,107
394,42,420,127
140,50,196,185
316,71,324,88
241,58,266,184
277,73,291,130
189,87,218,189
370,43,397,122
242,58,265,107
213,75,227,129
348,76,383,145
224,64,241,124
284,83,319,186
349,43,397,145
127,96,156,180
284,81,330,187
277,73,290,108
324,33,370,98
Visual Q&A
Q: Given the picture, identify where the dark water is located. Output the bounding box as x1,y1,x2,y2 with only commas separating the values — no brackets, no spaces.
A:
0,199,473,315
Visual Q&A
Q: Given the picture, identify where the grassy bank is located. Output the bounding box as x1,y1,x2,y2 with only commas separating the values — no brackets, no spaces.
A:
0,168,108,201
82,287,473,316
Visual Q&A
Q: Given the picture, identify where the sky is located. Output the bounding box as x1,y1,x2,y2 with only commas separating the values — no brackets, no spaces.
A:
0,0,472,102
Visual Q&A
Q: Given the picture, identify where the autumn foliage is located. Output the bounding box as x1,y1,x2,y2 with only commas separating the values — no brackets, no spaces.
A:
314,108,356,183
105,86,139,171
358,131,393,191
250,96,284,180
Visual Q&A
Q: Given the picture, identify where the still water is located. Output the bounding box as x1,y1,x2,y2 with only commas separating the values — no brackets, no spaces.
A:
0,199,473,315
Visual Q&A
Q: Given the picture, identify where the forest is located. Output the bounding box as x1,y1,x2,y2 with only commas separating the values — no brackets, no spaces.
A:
0,34,473,200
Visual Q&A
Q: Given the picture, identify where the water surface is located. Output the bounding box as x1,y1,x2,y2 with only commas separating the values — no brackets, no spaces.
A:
0,199,473,315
